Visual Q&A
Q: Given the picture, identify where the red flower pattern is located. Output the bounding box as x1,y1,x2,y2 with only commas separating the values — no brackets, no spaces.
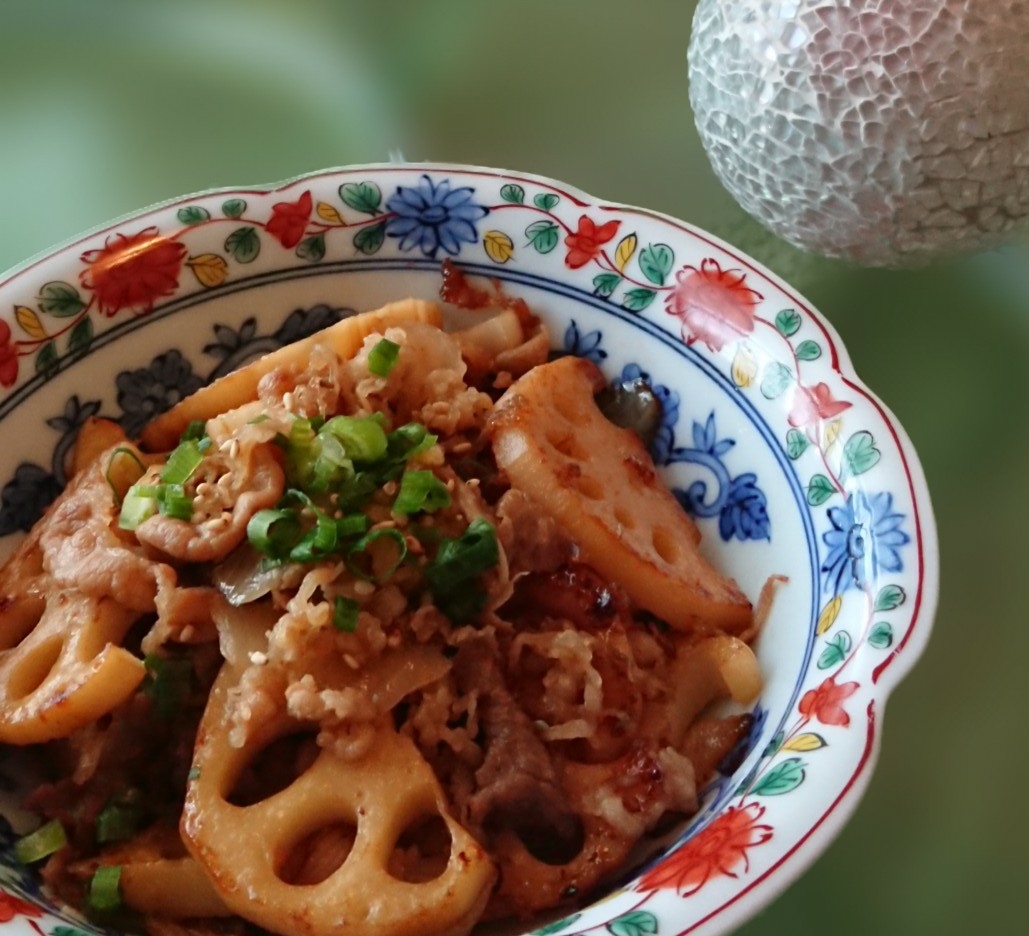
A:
0,320,18,388
799,676,860,727
638,803,773,895
665,258,763,353
564,215,620,269
0,888,43,922
788,381,852,428
266,190,313,249
79,227,187,316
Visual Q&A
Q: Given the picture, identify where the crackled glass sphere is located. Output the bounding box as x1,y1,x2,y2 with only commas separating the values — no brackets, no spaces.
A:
688,0,1029,266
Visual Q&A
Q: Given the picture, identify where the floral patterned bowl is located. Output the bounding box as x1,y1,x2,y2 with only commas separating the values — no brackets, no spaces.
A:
0,165,938,936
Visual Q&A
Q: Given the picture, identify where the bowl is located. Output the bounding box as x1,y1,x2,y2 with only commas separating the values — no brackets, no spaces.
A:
0,164,938,935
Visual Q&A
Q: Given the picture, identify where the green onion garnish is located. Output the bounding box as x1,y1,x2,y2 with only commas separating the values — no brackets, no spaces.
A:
247,508,303,560
425,518,499,622
335,513,371,538
180,420,207,442
87,865,123,914
334,597,360,632
143,654,194,718
368,338,401,377
118,486,159,530
321,415,389,463
393,470,452,515
14,819,66,865
159,483,194,521
95,791,143,844
345,528,408,583
104,447,146,504
386,423,436,462
160,439,205,486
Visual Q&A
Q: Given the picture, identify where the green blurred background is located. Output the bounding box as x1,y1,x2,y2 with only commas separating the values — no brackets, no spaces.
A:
1,1,1025,932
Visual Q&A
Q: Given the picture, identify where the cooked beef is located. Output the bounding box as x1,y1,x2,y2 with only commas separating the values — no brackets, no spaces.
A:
453,639,582,864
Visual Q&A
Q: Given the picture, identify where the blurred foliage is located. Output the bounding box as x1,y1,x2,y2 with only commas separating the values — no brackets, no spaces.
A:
1,1,1026,933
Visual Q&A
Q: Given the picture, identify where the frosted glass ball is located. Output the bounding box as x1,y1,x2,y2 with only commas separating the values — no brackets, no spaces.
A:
687,0,1029,266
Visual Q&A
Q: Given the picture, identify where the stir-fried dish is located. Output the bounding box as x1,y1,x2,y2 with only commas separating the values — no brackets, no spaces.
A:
0,292,762,936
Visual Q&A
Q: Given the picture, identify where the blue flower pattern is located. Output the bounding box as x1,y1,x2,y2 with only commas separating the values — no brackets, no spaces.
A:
821,489,910,594
385,175,488,258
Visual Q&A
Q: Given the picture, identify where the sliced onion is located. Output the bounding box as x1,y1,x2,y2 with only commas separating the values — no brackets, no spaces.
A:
211,543,293,607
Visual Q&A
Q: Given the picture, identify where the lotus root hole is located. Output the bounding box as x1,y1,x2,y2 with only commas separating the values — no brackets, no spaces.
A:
651,526,680,564
546,428,587,461
226,730,320,807
573,474,605,501
387,813,452,883
277,821,357,886
0,594,46,652
6,635,64,700
613,505,636,530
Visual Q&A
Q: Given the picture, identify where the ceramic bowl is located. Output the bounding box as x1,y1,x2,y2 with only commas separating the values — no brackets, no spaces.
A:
0,164,938,935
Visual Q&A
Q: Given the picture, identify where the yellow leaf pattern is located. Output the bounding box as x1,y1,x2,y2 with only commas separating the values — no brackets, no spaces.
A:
14,305,46,340
822,417,842,449
783,732,826,753
316,202,344,224
731,344,758,388
816,595,843,635
482,230,514,264
186,254,230,288
614,233,637,272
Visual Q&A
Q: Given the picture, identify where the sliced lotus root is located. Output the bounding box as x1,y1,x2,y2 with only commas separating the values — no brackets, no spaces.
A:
182,664,496,936
487,355,752,634
0,589,143,744
141,299,444,451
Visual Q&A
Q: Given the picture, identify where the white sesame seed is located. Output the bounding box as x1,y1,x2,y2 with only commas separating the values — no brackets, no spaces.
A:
180,625,195,641
249,651,268,665
343,654,360,670
353,580,375,597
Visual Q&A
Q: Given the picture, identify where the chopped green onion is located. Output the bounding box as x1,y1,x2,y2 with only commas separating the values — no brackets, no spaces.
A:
105,447,146,504
14,819,67,865
425,518,499,622
247,508,303,559
335,470,382,513
118,486,159,530
95,791,143,844
159,483,194,521
336,513,371,538
345,528,408,583
143,655,194,718
160,439,205,486
393,470,452,515
87,865,123,914
321,415,389,463
368,338,401,377
179,420,207,442
288,511,339,563
334,597,360,632
386,423,436,462
247,414,271,425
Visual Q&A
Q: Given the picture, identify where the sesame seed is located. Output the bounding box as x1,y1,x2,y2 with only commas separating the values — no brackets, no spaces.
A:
180,625,195,641
353,580,375,597
283,391,295,411
249,651,268,666
228,439,240,459
343,654,360,670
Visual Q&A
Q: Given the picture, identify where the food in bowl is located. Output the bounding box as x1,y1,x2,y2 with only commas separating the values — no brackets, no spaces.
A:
0,293,766,936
